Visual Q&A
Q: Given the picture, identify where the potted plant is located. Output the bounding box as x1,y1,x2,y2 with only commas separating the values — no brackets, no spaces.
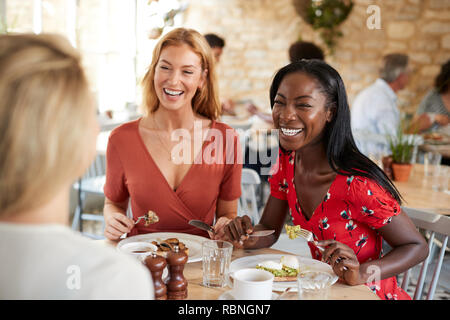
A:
292,0,354,53
387,127,416,182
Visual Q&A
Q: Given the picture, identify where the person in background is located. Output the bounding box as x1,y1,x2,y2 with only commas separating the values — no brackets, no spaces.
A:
247,41,325,123
351,54,411,157
217,60,428,300
409,59,450,133
204,33,225,63
288,40,325,62
103,28,242,241
0,34,153,299
204,33,235,115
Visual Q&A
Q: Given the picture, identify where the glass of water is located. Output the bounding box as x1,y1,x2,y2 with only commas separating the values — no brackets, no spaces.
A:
202,240,233,288
432,165,449,192
297,271,335,300
424,151,442,176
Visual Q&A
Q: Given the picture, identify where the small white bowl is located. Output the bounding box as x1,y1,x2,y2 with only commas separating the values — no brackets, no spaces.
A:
119,242,158,261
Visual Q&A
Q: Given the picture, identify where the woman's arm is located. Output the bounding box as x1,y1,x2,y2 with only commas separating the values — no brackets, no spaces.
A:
216,198,238,221
367,210,429,280
103,197,134,240
212,198,238,239
407,113,434,133
221,195,289,249
319,210,429,285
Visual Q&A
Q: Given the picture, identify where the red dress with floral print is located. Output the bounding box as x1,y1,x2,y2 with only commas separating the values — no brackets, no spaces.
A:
269,149,411,300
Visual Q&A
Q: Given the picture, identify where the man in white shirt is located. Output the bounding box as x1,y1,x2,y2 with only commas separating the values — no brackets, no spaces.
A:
351,54,410,157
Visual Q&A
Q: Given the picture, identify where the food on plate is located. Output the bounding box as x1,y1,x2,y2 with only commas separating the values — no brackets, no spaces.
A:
256,255,300,281
285,224,302,240
144,210,160,226
423,132,443,141
151,238,189,258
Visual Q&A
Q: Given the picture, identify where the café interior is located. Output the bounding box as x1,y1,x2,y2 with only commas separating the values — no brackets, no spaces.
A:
1,0,449,301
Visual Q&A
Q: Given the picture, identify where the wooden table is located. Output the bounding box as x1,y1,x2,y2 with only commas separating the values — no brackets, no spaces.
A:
184,247,379,300
394,164,450,215
102,240,379,300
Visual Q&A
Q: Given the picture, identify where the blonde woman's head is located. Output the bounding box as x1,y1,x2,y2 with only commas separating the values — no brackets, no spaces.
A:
141,27,221,120
0,33,98,217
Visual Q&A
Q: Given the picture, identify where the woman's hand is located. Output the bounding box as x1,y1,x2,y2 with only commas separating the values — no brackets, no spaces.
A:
435,114,450,126
216,215,259,248
104,211,134,240
317,239,363,286
209,216,232,240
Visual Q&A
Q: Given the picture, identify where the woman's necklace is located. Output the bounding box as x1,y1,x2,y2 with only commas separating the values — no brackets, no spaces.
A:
152,116,176,162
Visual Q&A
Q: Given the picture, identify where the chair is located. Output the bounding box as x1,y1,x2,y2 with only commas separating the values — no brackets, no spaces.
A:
238,168,261,224
71,154,106,239
401,207,450,300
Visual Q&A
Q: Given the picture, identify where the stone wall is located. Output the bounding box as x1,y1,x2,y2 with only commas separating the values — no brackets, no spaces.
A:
183,0,450,114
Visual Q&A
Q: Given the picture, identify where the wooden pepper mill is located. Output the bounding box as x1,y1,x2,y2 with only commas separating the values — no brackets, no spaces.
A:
144,253,167,300
165,245,188,300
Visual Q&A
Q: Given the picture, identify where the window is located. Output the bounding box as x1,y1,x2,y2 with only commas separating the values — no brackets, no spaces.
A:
2,0,187,115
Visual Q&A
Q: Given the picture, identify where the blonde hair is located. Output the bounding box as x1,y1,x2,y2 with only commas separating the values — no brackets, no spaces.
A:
0,33,95,216
141,27,221,120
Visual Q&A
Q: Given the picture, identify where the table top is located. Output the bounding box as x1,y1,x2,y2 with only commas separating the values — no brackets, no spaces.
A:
183,247,379,300
102,240,379,300
393,164,450,214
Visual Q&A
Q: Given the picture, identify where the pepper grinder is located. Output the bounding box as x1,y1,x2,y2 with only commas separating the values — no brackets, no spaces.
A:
144,253,167,300
165,245,188,300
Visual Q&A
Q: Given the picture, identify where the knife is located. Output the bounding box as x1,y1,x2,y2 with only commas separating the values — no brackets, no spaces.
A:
188,220,275,237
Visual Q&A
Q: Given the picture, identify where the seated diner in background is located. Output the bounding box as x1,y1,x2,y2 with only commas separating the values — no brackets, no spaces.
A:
0,34,153,299
351,54,411,157
103,28,242,241
408,59,450,134
218,60,429,300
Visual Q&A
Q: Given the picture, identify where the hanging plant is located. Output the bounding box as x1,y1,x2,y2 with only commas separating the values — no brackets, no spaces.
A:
145,0,189,39
293,0,354,53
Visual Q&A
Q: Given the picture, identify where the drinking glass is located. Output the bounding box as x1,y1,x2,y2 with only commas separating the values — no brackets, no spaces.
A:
202,240,233,288
432,165,449,192
424,152,442,176
297,271,334,300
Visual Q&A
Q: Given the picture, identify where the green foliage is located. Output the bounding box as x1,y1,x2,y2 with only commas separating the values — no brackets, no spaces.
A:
304,0,354,53
387,124,416,164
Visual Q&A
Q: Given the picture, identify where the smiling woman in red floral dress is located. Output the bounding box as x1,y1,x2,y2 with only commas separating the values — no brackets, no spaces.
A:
218,60,429,300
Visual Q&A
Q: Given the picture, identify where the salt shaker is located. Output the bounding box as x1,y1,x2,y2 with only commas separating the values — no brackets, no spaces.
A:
165,245,188,300
144,253,167,300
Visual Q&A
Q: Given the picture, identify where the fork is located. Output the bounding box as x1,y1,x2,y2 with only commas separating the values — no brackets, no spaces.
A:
296,227,348,270
295,228,325,252
134,215,145,225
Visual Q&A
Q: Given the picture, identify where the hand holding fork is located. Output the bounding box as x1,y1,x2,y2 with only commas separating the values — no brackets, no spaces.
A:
285,224,351,272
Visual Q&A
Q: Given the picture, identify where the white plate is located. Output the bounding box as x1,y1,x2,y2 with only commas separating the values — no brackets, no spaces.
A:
218,290,279,300
117,232,208,263
229,254,338,292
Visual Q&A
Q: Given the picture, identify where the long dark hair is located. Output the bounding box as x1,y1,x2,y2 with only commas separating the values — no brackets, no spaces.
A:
435,59,450,94
270,60,402,204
